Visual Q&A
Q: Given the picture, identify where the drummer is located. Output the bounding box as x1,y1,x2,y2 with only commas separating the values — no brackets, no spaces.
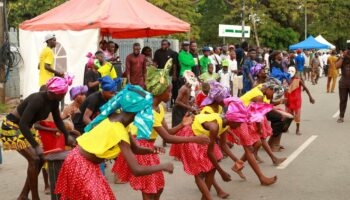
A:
0,75,76,200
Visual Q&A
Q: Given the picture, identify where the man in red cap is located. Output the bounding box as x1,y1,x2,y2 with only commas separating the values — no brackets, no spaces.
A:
295,49,305,79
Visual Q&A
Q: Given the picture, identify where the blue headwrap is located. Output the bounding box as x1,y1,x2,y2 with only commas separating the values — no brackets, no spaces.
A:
84,84,154,140
99,76,122,92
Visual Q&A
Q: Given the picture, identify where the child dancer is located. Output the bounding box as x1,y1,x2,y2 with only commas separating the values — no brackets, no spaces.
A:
55,85,174,200
112,59,209,200
285,66,315,135
238,79,287,165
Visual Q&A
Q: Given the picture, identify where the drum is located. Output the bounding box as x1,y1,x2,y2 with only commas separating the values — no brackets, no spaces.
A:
45,150,70,200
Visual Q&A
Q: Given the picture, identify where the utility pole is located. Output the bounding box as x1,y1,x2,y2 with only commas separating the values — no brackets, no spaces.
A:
304,0,307,39
0,0,5,104
241,0,245,42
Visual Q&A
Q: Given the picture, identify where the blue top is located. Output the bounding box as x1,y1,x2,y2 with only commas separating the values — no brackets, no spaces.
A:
295,54,305,71
242,57,256,93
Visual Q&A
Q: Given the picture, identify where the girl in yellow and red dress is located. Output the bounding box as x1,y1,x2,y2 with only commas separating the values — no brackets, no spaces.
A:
171,96,268,199
55,85,174,200
112,59,209,200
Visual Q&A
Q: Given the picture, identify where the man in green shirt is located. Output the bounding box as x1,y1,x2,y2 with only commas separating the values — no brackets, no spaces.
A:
199,47,212,74
178,41,195,77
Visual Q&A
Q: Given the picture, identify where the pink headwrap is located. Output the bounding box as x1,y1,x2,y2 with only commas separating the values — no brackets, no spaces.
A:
247,102,273,122
46,74,74,94
224,97,273,123
86,52,95,68
224,97,249,122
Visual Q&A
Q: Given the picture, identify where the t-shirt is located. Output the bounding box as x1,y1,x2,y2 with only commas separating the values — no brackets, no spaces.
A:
218,69,232,89
199,72,219,82
84,70,100,96
98,62,117,80
199,56,211,73
178,50,195,76
192,113,229,137
77,120,130,159
154,48,174,69
39,47,55,86
74,92,107,133
304,55,310,67
295,54,305,72
228,58,238,72
126,53,147,87
195,91,207,107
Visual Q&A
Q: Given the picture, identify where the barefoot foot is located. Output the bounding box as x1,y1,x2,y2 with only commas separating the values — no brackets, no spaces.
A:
255,155,264,163
217,191,230,199
260,176,278,186
273,157,287,166
231,166,246,180
296,131,302,135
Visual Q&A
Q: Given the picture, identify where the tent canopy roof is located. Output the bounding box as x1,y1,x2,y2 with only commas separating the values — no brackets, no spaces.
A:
315,35,336,49
19,0,190,38
289,36,330,50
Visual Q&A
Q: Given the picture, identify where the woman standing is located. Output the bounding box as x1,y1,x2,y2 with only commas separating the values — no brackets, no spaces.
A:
0,75,75,200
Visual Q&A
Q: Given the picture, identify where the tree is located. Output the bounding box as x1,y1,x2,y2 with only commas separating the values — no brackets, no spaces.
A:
147,0,202,41
7,0,66,28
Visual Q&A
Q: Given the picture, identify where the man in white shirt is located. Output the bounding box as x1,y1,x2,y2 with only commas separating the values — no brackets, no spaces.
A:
210,47,222,72
228,51,242,96
322,52,330,76
319,52,324,77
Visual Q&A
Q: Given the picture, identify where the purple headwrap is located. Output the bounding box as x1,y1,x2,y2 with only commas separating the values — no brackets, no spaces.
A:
70,85,88,100
46,74,74,94
250,63,265,77
201,81,231,106
224,97,249,122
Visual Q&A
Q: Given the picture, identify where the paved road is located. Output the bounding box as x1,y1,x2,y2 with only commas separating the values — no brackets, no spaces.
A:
1,77,349,200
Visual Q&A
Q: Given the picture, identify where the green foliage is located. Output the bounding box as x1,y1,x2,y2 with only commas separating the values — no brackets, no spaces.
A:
7,0,350,50
0,103,8,113
8,0,66,28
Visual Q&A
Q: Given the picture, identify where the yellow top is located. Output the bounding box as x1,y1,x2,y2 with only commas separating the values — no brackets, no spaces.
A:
98,62,117,80
130,104,165,140
192,113,229,137
200,105,223,114
240,84,270,107
39,47,55,86
77,119,130,159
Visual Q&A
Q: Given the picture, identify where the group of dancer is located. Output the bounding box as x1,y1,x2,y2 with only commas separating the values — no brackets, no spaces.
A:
0,56,316,200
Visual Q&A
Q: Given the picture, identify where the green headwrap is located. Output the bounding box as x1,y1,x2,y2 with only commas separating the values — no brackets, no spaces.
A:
146,58,172,96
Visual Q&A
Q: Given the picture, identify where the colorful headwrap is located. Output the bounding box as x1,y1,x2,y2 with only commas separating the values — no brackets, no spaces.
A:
183,70,198,86
46,74,74,94
146,59,172,96
84,84,154,140
201,81,231,106
224,97,249,122
70,85,88,100
263,78,287,102
86,52,95,68
99,76,122,92
250,63,265,77
247,102,273,122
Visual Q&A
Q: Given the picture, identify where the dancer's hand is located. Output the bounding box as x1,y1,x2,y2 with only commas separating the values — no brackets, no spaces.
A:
220,170,232,182
34,146,44,158
163,163,174,174
182,113,194,126
193,136,210,145
66,135,77,147
152,146,165,154
309,97,315,104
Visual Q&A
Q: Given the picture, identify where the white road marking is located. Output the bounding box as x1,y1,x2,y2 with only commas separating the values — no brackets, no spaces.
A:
277,135,318,169
332,110,340,118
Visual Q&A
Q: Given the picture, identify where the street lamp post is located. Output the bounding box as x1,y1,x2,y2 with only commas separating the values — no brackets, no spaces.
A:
241,0,245,41
305,0,307,39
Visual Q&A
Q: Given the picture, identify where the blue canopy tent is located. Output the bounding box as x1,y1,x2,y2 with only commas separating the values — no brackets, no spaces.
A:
289,36,330,50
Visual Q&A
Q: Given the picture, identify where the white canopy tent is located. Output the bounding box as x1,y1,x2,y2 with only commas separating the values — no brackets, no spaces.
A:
315,35,336,50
